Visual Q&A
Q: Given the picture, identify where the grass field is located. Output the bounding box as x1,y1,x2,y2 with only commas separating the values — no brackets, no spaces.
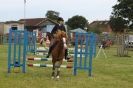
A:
0,45,133,88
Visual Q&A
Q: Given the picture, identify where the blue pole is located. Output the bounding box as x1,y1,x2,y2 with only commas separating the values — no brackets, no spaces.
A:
34,32,36,54
93,34,96,57
13,30,17,66
88,32,94,76
73,32,78,76
18,32,21,65
79,33,83,68
22,30,27,73
84,33,89,69
8,29,12,73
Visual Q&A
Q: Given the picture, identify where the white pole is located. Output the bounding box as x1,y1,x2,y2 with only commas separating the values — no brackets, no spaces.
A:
95,45,107,59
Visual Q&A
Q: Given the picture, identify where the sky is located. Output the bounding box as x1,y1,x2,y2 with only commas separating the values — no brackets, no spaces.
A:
0,0,117,22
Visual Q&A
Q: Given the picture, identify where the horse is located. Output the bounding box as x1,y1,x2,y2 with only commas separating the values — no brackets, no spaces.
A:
51,30,67,79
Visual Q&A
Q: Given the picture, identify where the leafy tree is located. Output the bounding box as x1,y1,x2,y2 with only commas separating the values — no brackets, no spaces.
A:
109,16,128,33
66,15,88,30
45,10,59,21
111,0,133,31
109,0,133,56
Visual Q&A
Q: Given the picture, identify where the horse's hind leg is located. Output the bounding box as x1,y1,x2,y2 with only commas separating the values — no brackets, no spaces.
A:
51,64,55,79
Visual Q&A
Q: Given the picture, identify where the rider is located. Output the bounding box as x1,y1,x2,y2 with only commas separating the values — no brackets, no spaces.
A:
46,17,69,60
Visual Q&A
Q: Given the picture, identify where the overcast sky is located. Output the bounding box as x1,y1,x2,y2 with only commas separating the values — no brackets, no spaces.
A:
0,0,117,22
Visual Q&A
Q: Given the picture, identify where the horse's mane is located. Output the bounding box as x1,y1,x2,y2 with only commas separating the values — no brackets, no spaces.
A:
54,30,67,41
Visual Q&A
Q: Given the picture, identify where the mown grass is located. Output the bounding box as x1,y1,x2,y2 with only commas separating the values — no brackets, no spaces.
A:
0,45,133,88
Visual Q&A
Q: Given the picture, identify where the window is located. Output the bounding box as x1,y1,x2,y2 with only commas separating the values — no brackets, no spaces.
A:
11,26,18,30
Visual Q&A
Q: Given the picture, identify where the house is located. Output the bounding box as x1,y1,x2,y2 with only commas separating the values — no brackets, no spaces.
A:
0,22,4,35
89,20,112,34
4,21,24,34
0,18,57,34
69,28,87,39
69,28,87,45
0,22,4,44
0,21,24,43
19,18,58,32
0,21,24,34
0,18,58,43
19,18,44,31
19,18,58,38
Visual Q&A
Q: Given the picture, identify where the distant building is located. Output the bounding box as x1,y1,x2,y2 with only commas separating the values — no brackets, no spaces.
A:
0,18,58,35
89,20,112,34
19,18,44,31
69,28,87,45
0,21,24,34
0,17,64,43
19,18,58,32
4,21,24,34
0,22,4,35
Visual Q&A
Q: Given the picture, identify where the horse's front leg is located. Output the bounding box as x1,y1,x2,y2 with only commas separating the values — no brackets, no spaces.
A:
55,61,62,79
56,67,60,79
51,63,55,79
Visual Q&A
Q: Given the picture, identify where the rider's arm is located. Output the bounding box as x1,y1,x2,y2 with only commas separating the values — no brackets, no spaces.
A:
51,25,58,35
61,25,66,32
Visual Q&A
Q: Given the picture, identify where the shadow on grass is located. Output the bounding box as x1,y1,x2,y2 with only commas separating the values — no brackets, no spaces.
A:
113,55,132,57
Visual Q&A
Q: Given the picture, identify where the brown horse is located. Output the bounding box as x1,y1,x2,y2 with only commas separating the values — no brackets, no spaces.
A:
51,30,67,79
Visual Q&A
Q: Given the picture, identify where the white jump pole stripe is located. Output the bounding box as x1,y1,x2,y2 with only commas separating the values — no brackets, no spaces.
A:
27,57,69,62
60,65,67,68
34,58,42,60
69,54,85,57
34,58,52,61
33,64,41,67
46,64,67,68
28,64,72,68
46,64,53,67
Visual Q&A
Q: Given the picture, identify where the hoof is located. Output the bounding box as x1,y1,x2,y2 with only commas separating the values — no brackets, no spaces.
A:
56,76,60,79
51,76,54,79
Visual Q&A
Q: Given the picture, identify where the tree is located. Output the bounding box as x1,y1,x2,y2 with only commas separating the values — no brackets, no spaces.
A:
45,10,59,21
111,0,133,30
109,16,128,56
66,15,88,30
109,16,128,33
109,0,133,57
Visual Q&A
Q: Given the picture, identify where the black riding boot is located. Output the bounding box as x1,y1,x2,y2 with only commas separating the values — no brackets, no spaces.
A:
46,46,52,58
65,49,70,60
